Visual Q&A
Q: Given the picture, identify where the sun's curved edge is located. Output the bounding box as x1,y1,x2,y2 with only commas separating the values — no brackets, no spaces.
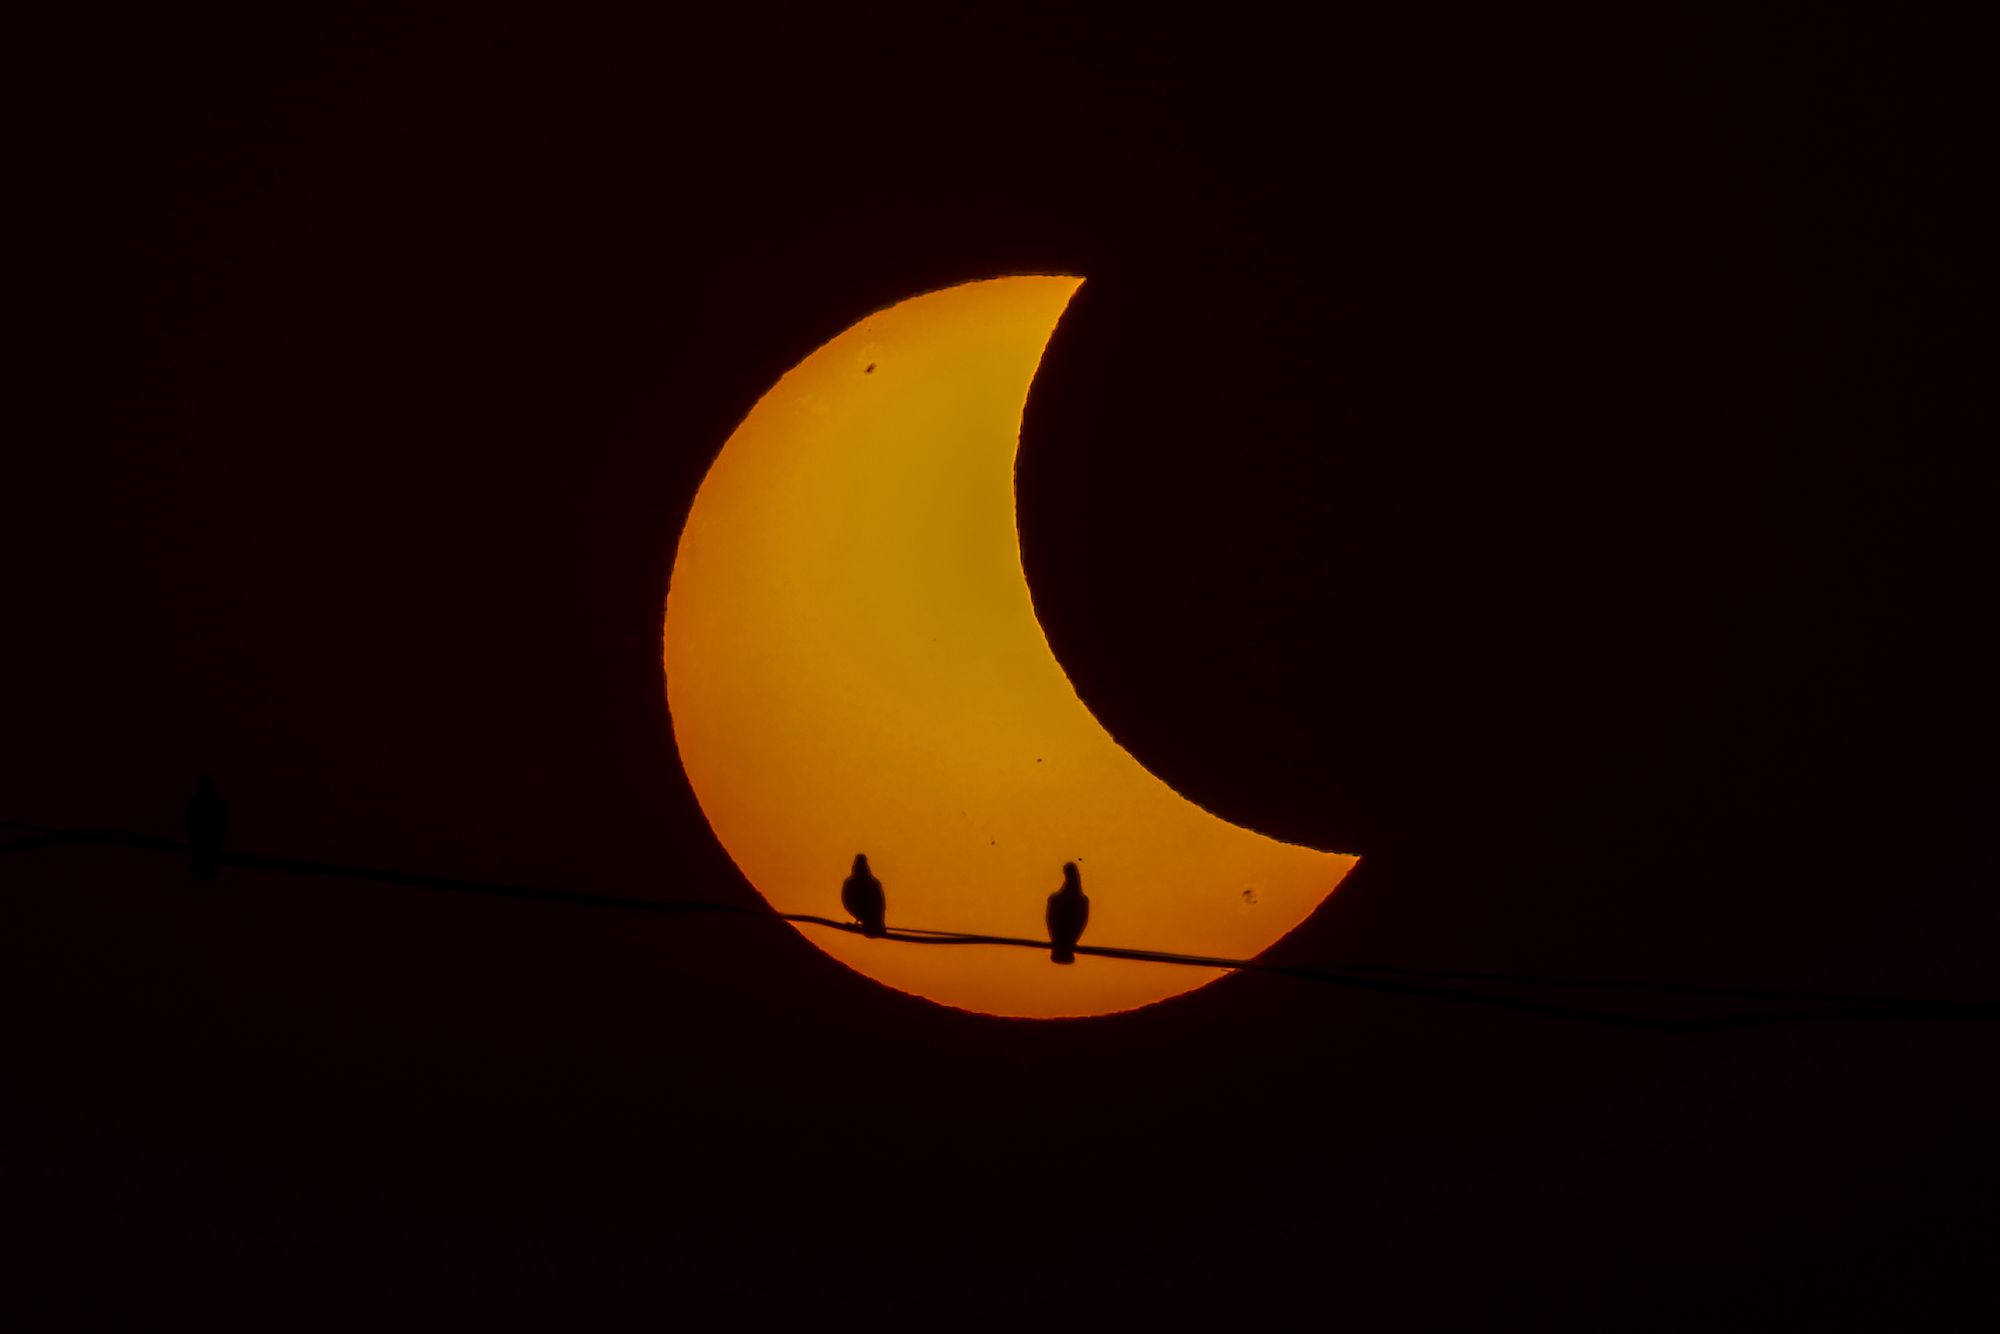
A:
661,271,1358,1021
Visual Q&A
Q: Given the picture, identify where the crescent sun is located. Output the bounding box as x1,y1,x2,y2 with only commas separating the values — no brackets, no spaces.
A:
664,275,1358,1018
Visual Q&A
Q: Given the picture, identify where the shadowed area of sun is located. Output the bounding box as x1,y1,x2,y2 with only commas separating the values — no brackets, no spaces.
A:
664,276,1357,1018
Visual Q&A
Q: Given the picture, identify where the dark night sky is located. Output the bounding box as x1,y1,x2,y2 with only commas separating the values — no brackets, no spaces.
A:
7,8,1988,1324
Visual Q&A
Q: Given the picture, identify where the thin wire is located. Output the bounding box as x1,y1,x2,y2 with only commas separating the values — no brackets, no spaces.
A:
5,819,1995,1031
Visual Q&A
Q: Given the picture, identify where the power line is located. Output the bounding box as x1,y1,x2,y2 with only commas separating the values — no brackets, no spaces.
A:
6,818,1995,1031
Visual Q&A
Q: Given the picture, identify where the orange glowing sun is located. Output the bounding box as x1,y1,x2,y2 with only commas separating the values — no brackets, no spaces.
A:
664,276,1356,1018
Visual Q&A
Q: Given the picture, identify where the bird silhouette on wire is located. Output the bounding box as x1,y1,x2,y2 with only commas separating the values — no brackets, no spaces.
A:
185,774,228,879
842,852,886,937
1046,861,1089,964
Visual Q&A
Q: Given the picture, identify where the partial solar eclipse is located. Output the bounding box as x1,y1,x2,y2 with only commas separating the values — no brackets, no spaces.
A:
665,276,1357,1017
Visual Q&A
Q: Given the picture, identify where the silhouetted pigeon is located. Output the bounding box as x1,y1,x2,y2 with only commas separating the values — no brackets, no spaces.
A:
186,774,228,879
842,852,886,937
1046,861,1089,964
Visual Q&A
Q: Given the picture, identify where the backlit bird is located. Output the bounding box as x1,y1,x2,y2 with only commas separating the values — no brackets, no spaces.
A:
1046,861,1089,964
842,852,886,937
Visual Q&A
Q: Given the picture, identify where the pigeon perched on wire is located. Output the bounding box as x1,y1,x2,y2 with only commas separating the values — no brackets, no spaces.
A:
1046,861,1089,964
185,774,228,879
842,852,886,937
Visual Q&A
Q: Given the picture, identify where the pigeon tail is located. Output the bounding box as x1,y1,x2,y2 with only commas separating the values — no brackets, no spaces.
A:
1050,945,1075,965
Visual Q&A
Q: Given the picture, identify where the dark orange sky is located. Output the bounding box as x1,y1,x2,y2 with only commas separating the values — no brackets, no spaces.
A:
5,8,1986,1325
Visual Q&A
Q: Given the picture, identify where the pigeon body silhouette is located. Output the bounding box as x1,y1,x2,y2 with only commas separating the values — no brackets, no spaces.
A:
842,853,886,937
185,774,228,879
1046,862,1089,964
